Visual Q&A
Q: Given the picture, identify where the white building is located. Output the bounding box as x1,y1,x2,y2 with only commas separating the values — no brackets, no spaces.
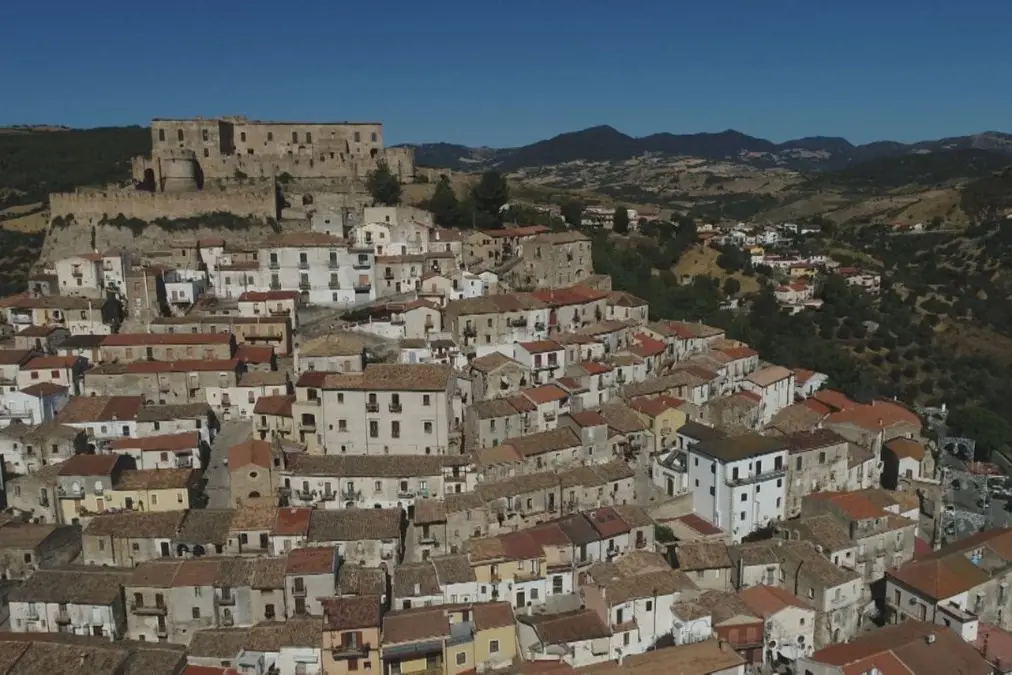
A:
739,585,815,662
687,433,788,542
55,253,128,299
355,206,434,256
741,366,796,426
8,567,129,640
259,232,375,306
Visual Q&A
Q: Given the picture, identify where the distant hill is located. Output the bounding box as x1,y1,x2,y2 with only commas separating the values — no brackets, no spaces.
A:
0,126,149,208
800,148,1012,193
404,127,1012,173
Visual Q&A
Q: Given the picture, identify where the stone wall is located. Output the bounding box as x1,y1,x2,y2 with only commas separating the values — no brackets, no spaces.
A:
49,184,278,224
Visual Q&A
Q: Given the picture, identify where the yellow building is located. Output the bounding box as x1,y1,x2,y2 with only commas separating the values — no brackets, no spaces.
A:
59,466,199,523
627,395,688,453
469,533,547,606
380,602,517,675
322,595,383,675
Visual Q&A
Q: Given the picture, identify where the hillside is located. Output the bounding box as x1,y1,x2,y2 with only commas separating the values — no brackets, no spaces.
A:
0,126,149,209
406,126,1012,173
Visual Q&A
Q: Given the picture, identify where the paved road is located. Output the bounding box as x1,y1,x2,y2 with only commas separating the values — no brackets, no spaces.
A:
204,421,253,509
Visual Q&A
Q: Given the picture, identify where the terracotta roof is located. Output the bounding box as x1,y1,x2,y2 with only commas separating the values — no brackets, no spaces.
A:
887,555,990,601
272,507,313,536
84,510,185,538
521,608,611,644
228,439,272,470
101,333,232,346
692,433,786,463
177,509,234,545
394,562,441,597
322,595,382,631
783,428,847,453
253,394,294,417
738,585,811,618
673,513,723,536
745,365,793,387
885,437,926,461
674,541,732,571
264,231,346,247
285,547,334,574
20,355,79,370
0,349,35,365
57,395,144,423
58,453,120,476
286,454,450,478
825,399,922,434
322,364,451,392
600,401,648,434
21,382,69,398
627,395,685,417
469,352,524,373
113,468,197,491
812,389,858,412
238,290,300,302
235,345,275,364
382,607,452,644
308,509,401,543
521,384,569,405
109,431,200,452
567,410,606,428
298,332,369,358
502,427,581,458
517,339,563,354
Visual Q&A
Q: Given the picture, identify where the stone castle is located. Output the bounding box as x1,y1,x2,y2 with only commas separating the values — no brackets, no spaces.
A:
131,116,414,192
43,117,416,258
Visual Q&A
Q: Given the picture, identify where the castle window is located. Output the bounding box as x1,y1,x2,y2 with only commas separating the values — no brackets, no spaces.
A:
158,129,165,142
292,132,299,143
306,132,312,143
247,149,254,155
202,130,209,141
204,149,209,158
371,132,377,142
267,132,273,141
354,132,361,142
177,129,184,141
240,132,246,142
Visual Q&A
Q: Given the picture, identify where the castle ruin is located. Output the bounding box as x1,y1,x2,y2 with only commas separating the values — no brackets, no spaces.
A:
132,116,414,192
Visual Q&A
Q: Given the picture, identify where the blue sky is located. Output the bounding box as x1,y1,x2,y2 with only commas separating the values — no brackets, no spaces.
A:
4,0,1009,147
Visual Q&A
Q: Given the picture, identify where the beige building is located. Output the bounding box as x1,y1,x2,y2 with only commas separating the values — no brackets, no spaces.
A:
149,315,293,356
783,429,850,518
321,595,383,675
228,438,277,503
510,231,593,290
312,364,458,456
99,333,234,363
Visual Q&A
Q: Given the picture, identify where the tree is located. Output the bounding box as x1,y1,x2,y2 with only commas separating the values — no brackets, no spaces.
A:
613,207,630,234
366,160,401,206
428,176,460,228
561,200,583,228
948,405,1012,461
470,171,509,227
722,277,741,296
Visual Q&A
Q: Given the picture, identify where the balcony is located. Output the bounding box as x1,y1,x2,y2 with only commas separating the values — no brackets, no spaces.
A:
71,269,83,278
328,260,340,270
331,642,369,659
350,244,373,254
269,307,289,316
216,593,236,606
419,534,437,545
302,397,321,407
352,260,371,270
366,402,380,413
353,281,371,292
397,490,415,499
725,467,787,487
328,280,340,289
319,491,336,502
301,420,317,432
175,456,194,469
463,325,476,337
509,316,528,327
269,260,280,270
298,281,311,291
293,585,307,598
389,402,402,413
296,489,314,501
341,490,363,502
56,486,83,499
383,271,395,280
55,611,72,625
298,260,310,270
131,602,167,616
269,282,282,291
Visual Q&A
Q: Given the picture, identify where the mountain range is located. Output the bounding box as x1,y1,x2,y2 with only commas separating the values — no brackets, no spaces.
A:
403,125,1012,173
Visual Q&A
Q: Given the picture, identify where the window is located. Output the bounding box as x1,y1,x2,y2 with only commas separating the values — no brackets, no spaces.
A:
349,659,359,671
158,129,165,142
240,131,246,142
424,421,433,434
423,394,431,406
796,456,803,470
391,421,400,438
369,421,379,438
192,607,201,619
354,131,361,142
339,419,347,432
177,129,184,141
709,486,714,496
306,132,312,143
819,451,826,464
646,600,653,611
741,511,747,521
488,640,500,654
455,653,466,666
293,131,299,143
371,132,377,142
268,131,273,141
732,467,739,480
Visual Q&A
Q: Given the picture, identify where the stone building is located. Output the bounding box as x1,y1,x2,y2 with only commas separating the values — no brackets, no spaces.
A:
510,231,593,290
132,116,415,190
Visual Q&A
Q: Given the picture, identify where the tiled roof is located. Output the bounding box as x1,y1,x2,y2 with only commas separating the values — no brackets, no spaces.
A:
322,595,382,631
57,395,144,423
101,333,232,346
521,608,611,643
113,468,197,491
393,562,441,597
58,453,120,477
502,427,581,458
109,431,200,452
308,509,401,542
738,585,811,618
322,364,451,392
674,541,732,571
84,510,185,539
272,506,312,536
228,439,272,470
885,437,926,461
285,547,334,574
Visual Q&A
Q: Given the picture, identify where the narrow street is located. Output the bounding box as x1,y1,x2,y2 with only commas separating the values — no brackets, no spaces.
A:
203,421,252,509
